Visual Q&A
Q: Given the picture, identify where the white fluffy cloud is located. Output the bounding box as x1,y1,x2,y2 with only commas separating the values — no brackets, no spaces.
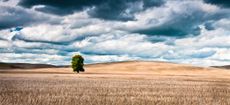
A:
0,0,229,66
0,53,66,65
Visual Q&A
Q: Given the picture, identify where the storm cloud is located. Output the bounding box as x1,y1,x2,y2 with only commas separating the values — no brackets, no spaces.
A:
134,1,230,37
204,0,230,8
0,5,60,30
0,0,230,66
18,0,165,21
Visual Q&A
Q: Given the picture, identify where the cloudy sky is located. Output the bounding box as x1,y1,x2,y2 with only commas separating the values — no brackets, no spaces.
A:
0,0,229,66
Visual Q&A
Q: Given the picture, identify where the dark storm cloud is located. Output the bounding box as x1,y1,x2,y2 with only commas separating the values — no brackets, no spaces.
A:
0,6,34,29
0,6,57,30
87,0,136,21
135,13,203,37
204,0,230,8
88,0,165,21
143,0,165,8
18,0,165,21
134,5,230,37
18,0,104,15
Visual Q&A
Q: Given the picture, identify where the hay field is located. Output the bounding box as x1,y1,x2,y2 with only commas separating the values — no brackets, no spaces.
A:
0,61,230,105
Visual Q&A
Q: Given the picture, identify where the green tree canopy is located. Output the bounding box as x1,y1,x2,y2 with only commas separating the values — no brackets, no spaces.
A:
71,54,84,73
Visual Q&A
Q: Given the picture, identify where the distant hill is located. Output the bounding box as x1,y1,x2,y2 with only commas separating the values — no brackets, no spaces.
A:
1,61,229,76
212,65,230,69
1,61,229,71
0,62,67,69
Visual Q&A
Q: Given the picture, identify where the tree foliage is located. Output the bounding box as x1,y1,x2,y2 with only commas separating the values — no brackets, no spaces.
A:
71,54,84,73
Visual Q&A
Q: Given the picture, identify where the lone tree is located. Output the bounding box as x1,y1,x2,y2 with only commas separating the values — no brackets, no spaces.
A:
71,54,84,73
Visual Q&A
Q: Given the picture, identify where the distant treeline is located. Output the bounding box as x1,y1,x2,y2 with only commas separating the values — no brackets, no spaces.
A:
212,65,230,69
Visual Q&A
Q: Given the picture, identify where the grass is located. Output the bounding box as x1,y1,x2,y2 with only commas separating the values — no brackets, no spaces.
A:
1,74,230,105
0,61,230,105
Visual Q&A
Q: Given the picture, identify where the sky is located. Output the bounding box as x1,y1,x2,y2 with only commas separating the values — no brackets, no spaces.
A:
0,0,230,66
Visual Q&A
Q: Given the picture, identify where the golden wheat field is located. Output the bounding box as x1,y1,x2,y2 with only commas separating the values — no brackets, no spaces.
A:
0,61,230,105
